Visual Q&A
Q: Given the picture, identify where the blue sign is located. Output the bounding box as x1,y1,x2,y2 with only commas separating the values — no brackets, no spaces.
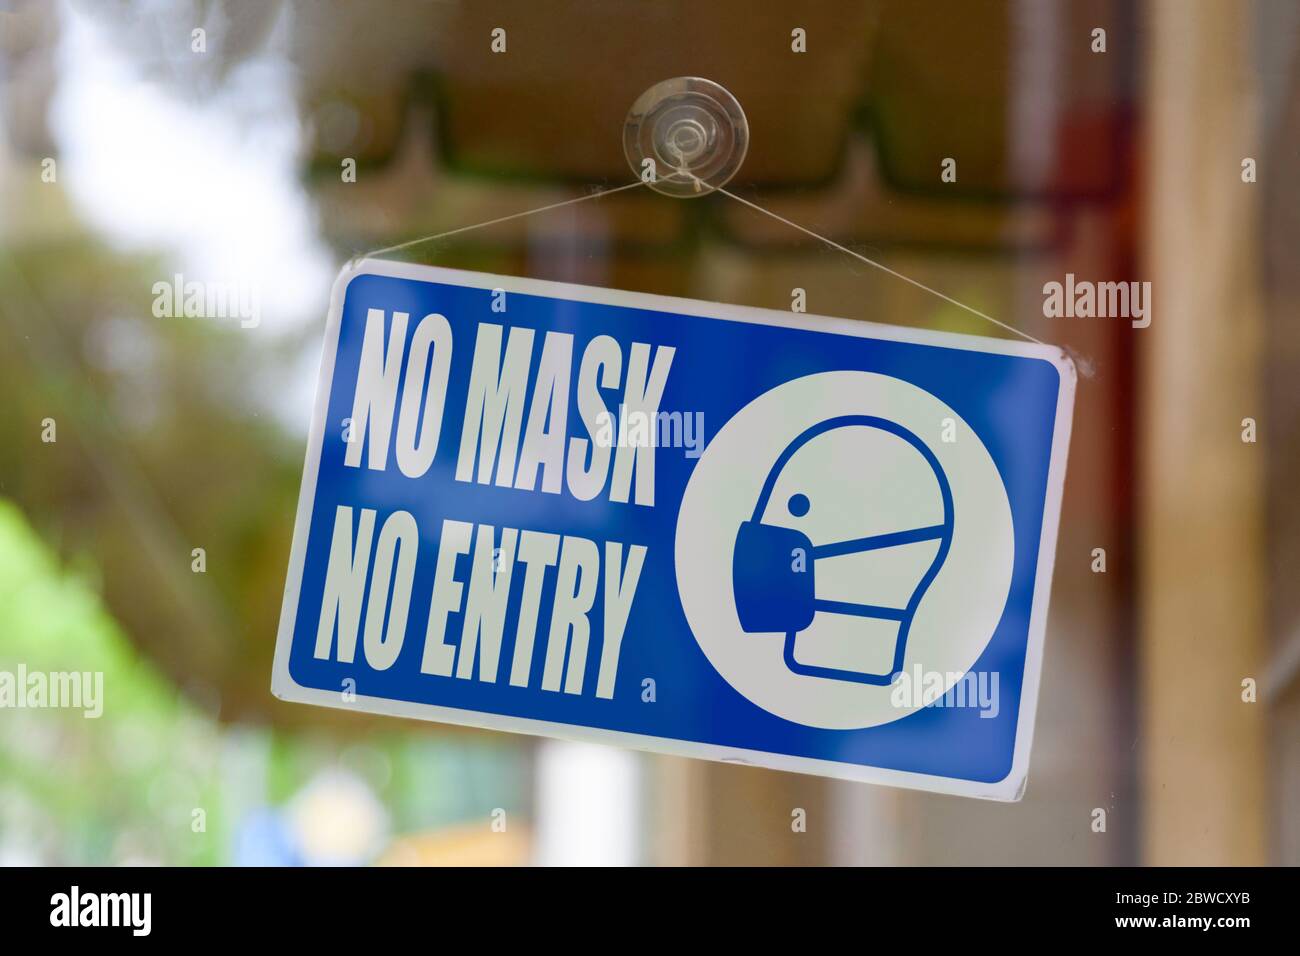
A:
273,260,1075,800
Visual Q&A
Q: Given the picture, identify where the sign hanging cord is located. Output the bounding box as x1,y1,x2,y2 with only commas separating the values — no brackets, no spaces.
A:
358,180,648,261
358,178,1048,347
713,186,1048,346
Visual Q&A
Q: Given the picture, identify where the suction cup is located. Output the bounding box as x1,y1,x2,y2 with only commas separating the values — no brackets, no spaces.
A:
624,77,748,198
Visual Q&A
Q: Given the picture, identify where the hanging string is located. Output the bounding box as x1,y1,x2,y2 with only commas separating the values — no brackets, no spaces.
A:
357,180,647,261
713,186,1047,346
358,175,1047,347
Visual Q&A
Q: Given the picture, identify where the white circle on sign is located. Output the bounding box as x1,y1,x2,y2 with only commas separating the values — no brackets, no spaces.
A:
674,370,1014,730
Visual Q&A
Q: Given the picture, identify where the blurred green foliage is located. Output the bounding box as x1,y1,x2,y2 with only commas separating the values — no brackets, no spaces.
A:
0,497,527,864
0,497,225,864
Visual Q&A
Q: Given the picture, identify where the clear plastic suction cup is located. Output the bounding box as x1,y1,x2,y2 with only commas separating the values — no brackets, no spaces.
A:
624,77,748,198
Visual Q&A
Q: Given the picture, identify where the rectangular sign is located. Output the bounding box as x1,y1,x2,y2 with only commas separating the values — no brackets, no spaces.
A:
273,259,1075,800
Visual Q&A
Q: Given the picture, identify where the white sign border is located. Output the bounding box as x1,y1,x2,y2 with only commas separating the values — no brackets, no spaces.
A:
271,257,1077,802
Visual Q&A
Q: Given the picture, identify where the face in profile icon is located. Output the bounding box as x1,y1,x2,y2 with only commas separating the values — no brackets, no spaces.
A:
732,415,954,686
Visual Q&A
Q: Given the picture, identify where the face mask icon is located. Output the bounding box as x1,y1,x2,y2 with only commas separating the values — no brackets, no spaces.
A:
732,415,954,685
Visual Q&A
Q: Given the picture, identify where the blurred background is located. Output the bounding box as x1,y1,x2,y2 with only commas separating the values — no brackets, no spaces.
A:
0,0,1296,865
